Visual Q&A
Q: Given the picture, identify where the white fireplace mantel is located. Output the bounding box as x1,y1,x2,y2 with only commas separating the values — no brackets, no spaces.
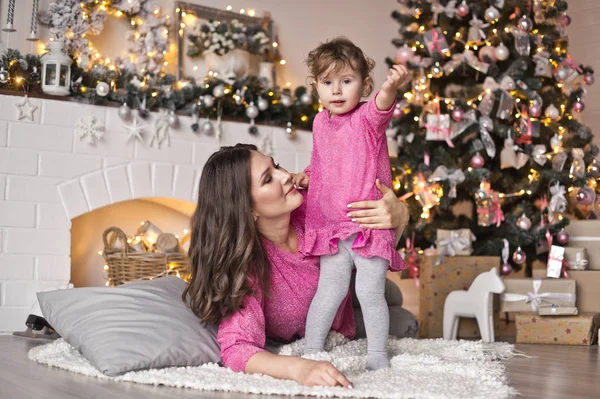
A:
0,93,312,333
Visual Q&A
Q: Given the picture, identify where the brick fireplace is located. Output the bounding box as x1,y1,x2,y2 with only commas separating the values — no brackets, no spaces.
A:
0,93,312,332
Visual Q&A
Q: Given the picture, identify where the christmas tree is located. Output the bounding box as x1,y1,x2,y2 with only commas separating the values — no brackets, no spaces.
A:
387,0,597,275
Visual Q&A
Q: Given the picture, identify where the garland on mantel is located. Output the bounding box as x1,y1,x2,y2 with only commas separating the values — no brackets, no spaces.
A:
0,48,321,131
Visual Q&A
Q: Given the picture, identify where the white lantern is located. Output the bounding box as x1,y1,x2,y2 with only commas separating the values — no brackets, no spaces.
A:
41,40,72,96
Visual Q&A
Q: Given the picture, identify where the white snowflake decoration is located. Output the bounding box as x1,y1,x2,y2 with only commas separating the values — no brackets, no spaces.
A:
75,114,105,144
124,117,146,143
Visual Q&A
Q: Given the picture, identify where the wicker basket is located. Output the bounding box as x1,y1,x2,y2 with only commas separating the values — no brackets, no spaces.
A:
102,226,188,286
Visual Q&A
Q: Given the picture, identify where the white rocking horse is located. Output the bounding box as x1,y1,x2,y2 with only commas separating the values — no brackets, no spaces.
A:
443,267,506,343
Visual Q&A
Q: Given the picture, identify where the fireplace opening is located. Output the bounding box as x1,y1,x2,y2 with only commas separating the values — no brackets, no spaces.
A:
70,198,195,288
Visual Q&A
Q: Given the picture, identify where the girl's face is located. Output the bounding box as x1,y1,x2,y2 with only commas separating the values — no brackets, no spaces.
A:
249,151,303,220
315,63,364,117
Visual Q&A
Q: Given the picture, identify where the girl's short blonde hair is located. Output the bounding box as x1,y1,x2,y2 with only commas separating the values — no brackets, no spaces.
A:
306,37,375,98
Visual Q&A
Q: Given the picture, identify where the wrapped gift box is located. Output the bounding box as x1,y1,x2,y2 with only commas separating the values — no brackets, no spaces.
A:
565,221,600,269
515,313,599,345
435,229,475,257
500,278,576,313
570,271,600,313
419,255,500,338
564,247,588,271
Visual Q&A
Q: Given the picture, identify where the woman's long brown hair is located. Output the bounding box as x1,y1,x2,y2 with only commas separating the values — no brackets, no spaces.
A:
182,144,271,324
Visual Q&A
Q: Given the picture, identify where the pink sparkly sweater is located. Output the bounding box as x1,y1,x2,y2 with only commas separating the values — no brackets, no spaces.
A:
217,197,355,372
300,93,405,272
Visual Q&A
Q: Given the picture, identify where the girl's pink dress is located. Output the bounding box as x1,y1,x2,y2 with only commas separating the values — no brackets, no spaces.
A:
300,93,405,272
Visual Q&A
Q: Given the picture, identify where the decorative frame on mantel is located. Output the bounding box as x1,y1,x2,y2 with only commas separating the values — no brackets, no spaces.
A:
174,1,276,81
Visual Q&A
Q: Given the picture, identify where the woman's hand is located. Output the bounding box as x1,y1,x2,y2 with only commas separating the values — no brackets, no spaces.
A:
347,179,409,231
290,358,353,388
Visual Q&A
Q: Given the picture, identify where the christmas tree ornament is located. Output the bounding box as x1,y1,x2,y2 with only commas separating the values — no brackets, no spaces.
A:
561,14,572,27
202,94,215,108
549,182,568,213
512,247,527,264
0,68,9,83
451,108,464,122
587,159,600,178
456,2,469,17
212,84,225,98
555,67,570,82
234,89,245,106
552,151,568,171
512,29,531,56
75,114,105,144
500,239,513,276
118,103,131,120
573,100,585,113
393,103,404,119
431,62,444,78
475,182,495,226
529,103,542,117
478,45,497,62
428,165,465,198
285,121,296,139
494,43,510,61
395,45,415,65
201,120,215,136
15,95,38,121
556,229,569,245
500,137,529,169
576,186,596,206
484,6,500,22
468,16,490,42
533,51,553,78
517,15,533,32
516,214,532,230
124,117,145,143
570,148,586,178
95,81,109,97
544,104,560,120
167,111,179,129
550,134,563,152
470,152,485,168
425,113,453,146
257,96,269,111
423,27,450,57
584,73,595,85
501,262,513,276
532,144,548,166
478,115,497,158
246,102,259,119
281,94,293,107
300,92,312,105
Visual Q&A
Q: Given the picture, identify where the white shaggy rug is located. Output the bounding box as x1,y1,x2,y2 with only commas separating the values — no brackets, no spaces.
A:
29,333,518,399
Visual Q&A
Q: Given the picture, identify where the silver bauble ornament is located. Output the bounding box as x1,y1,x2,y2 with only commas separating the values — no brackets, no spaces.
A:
95,81,110,97
285,122,296,139
516,214,532,230
395,45,415,65
550,134,562,152
246,102,259,119
587,160,600,178
555,67,569,82
202,94,215,108
576,186,596,206
118,103,132,120
545,104,560,120
300,93,312,105
167,111,179,129
234,89,244,105
201,120,214,135
281,95,293,107
257,97,269,111
431,63,443,78
517,15,534,31
495,43,510,61
0,68,9,84
484,6,500,22
212,84,225,98
512,247,527,264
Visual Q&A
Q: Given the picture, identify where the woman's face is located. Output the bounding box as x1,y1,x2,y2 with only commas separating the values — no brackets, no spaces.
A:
249,150,303,220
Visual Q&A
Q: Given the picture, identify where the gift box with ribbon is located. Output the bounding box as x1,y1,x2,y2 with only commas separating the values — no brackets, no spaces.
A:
419,255,501,338
515,313,599,346
423,27,449,58
565,221,600,270
434,229,475,265
500,278,576,313
564,247,588,271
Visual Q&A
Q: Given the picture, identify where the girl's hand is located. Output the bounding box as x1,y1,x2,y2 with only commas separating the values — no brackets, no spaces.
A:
347,179,409,230
381,64,410,95
290,358,353,388
291,172,310,189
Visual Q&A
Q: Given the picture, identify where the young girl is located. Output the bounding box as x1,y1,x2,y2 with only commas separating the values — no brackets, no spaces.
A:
292,37,410,370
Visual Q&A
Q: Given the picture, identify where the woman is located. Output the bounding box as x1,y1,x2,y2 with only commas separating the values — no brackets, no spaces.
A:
183,144,410,389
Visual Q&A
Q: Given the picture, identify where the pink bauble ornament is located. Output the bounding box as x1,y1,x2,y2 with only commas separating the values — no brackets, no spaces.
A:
478,46,497,62
512,247,527,264
470,153,485,168
494,43,510,61
561,15,572,27
393,107,404,119
584,74,595,85
573,100,585,113
395,45,415,65
501,263,513,276
457,3,469,17
556,229,569,245
452,108,464,122
576,187,596,206
529,103,542,117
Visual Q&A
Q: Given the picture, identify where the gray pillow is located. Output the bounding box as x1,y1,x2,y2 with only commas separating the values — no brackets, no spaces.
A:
37,276,220,376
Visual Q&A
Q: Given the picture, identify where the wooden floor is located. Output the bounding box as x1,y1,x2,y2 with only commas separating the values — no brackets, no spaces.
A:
0,335,598,399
